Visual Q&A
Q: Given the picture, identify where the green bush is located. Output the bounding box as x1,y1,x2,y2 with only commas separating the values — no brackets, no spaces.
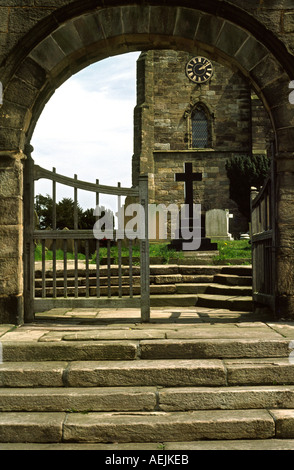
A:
225,154,270,220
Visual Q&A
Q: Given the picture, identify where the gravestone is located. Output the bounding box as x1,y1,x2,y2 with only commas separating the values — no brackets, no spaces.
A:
169,162,217,251
205,209,233,241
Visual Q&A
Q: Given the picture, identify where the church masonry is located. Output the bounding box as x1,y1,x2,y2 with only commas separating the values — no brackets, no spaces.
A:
132,50,273,238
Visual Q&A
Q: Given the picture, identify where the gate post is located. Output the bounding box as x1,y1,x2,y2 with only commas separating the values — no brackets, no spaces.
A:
139,175,150,322
23,145,35,322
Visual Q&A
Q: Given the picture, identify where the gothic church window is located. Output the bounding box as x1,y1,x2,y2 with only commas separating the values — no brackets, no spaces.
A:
190,104,212,149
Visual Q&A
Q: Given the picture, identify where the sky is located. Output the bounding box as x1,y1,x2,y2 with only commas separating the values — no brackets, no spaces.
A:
31,51,141,212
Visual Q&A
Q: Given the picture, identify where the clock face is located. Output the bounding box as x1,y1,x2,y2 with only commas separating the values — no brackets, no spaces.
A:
186,57,214,84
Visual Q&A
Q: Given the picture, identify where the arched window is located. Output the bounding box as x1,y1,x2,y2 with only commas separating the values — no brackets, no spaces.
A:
190,104,212,149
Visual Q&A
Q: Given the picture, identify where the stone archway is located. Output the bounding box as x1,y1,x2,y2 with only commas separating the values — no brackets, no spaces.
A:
0,1,294,323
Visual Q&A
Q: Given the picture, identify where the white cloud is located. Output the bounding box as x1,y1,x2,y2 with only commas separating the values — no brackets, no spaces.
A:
32,52,141,210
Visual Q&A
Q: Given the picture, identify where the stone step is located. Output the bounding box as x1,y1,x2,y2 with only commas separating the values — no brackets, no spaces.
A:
0,409,277,443
2,336,290,362
1,385,294,412
35,264,227,279
176,283,208,294
0,387,157,412
196,293,253,311
150,294,197,306
213,273,252,286
0,360,227,387
206,284,252,296
1,358,294,387
34,284,180,297
220,266,252,276
1,439,294,450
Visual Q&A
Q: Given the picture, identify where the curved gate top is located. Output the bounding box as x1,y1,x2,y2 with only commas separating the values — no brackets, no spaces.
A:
23,153,150,323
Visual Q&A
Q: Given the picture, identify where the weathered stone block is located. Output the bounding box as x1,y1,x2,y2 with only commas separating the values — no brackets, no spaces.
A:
149,6,177,36
52,22,83,55
95,7,123,39
195,14,223,46
29,35,65,72
235,37,268,71
14,57,47,89
0,197,22,225
4,77,38,108
284,12,294,33
0,362,66,387
0,258,22,295
272,410,294,438
66,359,226,387
225,358,294,385
0,161,23,198
0,412,65,443
63,410,274,443
173,8,201,40
73,13,105,46
0,8,9,33
0,225,22,258
216,21,249,57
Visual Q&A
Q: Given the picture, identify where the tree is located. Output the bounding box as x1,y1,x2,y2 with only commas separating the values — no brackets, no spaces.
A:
225,154,271,220
35,195,95,230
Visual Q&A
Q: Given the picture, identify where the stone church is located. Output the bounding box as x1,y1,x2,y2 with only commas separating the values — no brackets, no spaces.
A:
132,50,274,238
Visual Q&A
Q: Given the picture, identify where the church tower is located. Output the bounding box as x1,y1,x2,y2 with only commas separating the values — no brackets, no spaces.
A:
132,50,273,238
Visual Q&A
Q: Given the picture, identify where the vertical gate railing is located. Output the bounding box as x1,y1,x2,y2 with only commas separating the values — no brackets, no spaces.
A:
23,154,150,322
251,156,276,313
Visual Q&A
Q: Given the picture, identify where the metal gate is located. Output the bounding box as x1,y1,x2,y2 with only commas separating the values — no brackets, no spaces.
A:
23,154,150,322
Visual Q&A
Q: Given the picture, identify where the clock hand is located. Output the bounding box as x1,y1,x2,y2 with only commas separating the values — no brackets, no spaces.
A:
199,63,209,70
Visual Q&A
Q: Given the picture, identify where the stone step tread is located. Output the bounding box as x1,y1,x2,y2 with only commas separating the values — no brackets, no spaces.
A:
197,294,253,310
205,287,252,297
198,294,253,301
213,274,252,286
34,285,180,294
1,385,294,412
208,283,252,289
0,409,276,443
2,337,290,362
0,359,227,387
1,358,294,387
1,439,294,450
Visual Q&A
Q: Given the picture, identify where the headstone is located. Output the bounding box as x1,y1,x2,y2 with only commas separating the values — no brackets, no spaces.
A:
168,162,217,251
205,209,233,241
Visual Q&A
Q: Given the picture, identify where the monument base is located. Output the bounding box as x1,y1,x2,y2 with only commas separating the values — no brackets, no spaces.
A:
168,237,218,252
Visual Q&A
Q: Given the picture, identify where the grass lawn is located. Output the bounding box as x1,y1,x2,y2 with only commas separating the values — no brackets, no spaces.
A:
212,239,252,263
35,239,251,264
